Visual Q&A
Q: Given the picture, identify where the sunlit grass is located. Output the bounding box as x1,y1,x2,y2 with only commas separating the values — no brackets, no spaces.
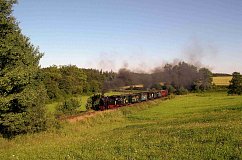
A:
1,92,241,159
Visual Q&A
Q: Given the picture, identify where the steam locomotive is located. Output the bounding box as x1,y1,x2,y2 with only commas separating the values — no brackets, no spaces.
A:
90,90,168,111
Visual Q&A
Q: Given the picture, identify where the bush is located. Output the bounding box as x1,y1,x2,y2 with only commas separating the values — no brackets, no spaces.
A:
228,72,242,95
163,85,176,94
86,94,101,111
176,87,189,95
85,97,93,110
56,98,81,115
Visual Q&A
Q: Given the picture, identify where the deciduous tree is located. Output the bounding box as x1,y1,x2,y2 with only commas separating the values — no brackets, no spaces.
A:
228,72,242,95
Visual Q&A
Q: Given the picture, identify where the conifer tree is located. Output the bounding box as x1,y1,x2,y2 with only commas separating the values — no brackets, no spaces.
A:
0,0,48,138
228,72,242,95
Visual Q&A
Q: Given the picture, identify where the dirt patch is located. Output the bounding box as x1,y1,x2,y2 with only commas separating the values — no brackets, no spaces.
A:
61,110,116,123
61,98,168,123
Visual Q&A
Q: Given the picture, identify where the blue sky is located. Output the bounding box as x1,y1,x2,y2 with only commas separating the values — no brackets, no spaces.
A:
14,0,242,73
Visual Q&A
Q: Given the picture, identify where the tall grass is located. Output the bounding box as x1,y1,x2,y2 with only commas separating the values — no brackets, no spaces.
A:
0,92,241,159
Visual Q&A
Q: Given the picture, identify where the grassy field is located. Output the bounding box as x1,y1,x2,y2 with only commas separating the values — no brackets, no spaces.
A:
213,76,232,86
46,95,90,113
0,92,241,159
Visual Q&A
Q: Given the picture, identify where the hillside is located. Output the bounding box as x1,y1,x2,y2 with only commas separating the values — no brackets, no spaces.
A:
0,92,241,159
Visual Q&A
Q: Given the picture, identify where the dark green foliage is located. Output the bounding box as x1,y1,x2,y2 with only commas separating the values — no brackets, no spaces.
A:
83,69,115,94
84,80,102,94
0,0,48,138
211,85,228,92
150,83,162,90
163,84,176,94
162,62,198,90
40,66,63,100
161,62,213,92
41,67,115,101
176,87,189,95
56,98,81,115
198,68,213,91
213,73,231,77
228,72,242,95
86,95,101,111
59,65,86,95
41,65,87,100
85,97,93,110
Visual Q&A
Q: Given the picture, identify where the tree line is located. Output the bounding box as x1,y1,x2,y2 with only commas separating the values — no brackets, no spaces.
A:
103,62,213,94
40,65,115,101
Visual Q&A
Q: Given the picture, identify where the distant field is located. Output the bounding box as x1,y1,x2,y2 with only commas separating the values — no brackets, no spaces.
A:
0,92,241,159
104,90,140,96
213,76,232,86
120,84,144,90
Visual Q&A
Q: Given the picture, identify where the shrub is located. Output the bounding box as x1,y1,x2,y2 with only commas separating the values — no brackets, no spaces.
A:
85,94,102,111
56,98,81,115
176,87,189,95
85,97,93,110
163,85,176,94
228,72,242,95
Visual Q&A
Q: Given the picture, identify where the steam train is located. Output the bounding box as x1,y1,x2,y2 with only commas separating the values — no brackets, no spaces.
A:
90,90,168,111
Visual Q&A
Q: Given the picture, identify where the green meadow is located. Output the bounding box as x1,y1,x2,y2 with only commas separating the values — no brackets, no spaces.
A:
0,92,241,159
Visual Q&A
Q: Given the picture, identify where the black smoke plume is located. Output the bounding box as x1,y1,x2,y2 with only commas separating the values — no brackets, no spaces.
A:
102,61,212,93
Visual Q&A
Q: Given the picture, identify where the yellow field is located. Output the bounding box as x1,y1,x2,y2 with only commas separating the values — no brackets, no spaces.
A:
212,76,232,86
120,84,144,90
